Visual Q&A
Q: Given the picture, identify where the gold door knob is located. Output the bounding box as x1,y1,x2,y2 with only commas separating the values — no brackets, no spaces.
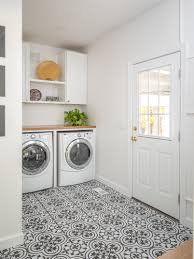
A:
131,136,137,142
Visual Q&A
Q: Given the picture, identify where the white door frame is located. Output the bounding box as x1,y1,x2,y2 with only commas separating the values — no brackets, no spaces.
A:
179,43,193,228
128,50,182,219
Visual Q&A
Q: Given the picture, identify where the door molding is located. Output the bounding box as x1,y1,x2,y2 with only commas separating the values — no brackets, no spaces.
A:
179,43,194,228
128,63,133,198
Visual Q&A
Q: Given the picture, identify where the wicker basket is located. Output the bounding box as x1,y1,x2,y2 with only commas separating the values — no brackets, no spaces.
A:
36,60,60,81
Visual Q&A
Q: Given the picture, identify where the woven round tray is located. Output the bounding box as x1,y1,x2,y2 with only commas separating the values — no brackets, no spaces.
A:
36,60,60,81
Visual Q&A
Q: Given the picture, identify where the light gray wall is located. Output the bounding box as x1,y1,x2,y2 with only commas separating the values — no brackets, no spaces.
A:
0,0,23,250
23,104,86,126
86,0,180,193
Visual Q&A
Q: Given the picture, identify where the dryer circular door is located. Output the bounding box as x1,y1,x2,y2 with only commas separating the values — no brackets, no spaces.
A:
66,138,93,170
22,140,50,175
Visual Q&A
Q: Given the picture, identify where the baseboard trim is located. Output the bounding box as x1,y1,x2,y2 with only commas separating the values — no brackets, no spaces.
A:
96,175,131,197
0,232,24,251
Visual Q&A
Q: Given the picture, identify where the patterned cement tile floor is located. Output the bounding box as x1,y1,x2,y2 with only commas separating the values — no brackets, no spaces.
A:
0,180,193,259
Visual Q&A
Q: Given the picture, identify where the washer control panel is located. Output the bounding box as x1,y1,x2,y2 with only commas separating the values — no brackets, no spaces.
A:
63,131,93,140
77,133,81,138
84,132,92,139
30,134,37,139
23,133,39,139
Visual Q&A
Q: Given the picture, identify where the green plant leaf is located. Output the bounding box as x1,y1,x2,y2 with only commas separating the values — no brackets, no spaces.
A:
64,108,88,126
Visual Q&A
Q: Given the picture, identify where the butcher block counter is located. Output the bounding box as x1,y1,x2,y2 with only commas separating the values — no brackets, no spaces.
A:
23,125,96,132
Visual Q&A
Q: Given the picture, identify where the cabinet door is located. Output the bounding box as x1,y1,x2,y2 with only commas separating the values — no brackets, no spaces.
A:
66,51,87,104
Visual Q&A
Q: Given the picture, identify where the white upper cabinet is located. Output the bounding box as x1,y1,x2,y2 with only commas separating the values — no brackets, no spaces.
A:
66,51,87,105
22,43,87,105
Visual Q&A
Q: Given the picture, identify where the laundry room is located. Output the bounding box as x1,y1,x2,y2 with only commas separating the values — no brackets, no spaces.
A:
0,0,193,259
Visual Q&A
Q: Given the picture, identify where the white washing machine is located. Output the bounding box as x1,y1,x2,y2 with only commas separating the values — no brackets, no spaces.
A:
22,132,53,193
58,130,95,186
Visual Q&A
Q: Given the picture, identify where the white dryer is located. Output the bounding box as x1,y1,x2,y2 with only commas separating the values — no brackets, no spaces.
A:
22,132,53,193
58,130,95,186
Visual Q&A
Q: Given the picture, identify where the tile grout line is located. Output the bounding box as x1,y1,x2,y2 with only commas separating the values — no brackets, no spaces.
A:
57,187,138,256
33,191,85,258
57,186,166,257
22,193,37,259
63,184,168,249
22,182,192,259
73,181,192,250
62,185,180,257
58,187,125,237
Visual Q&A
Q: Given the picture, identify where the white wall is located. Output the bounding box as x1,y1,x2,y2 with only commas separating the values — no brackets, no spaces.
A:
23,104,86,126
0,0,23,250
181,0,194,57
87,0,180,194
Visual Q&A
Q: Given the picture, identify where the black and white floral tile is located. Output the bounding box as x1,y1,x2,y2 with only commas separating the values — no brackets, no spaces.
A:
0,180,193,259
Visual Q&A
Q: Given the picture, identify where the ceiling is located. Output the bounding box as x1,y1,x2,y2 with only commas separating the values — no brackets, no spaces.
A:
23,0,162,49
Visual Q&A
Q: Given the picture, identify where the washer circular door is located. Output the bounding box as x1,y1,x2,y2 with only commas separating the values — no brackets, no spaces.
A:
22,140,50,175
66,138,93,170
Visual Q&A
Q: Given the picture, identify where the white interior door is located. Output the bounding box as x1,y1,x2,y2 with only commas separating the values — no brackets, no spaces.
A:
132,53,180,219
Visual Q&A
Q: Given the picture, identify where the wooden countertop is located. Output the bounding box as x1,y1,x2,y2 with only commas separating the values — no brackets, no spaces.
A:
23,125,96,132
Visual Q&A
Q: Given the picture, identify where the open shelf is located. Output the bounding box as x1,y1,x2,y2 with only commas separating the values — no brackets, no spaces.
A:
23,101,69,105
30,78,65,85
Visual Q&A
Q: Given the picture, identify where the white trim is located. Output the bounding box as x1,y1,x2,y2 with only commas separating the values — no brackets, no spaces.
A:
96,175,131,197
0,57,6,66
0,232,24,251
180,43,193,229
128,63,133,198
53,131,58,187
179,0,184,44
132,48,181,65
180,43,186,227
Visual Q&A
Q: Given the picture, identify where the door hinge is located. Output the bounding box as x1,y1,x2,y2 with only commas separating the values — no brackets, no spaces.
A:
178,69,181,80
178,194,180,204
178,131,181,142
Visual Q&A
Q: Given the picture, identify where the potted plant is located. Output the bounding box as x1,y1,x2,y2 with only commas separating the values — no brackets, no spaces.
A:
64,108,88,126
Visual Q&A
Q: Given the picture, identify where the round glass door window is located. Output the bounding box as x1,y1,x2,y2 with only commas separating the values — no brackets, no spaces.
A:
22,141,50,175
66,139,93,170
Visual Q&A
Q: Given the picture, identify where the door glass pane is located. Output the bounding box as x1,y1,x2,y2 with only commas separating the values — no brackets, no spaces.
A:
159,66,170,92
70,143,90,166
159,115,170,138
0,65,5,97
139,94,149,114
0,26,5,57
149,69,159,93
139,71,149,93
138,65,171,139
139,114,149,135
149,115,158,136
23,144,47,174
159,93,170,114
149,94,159,113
